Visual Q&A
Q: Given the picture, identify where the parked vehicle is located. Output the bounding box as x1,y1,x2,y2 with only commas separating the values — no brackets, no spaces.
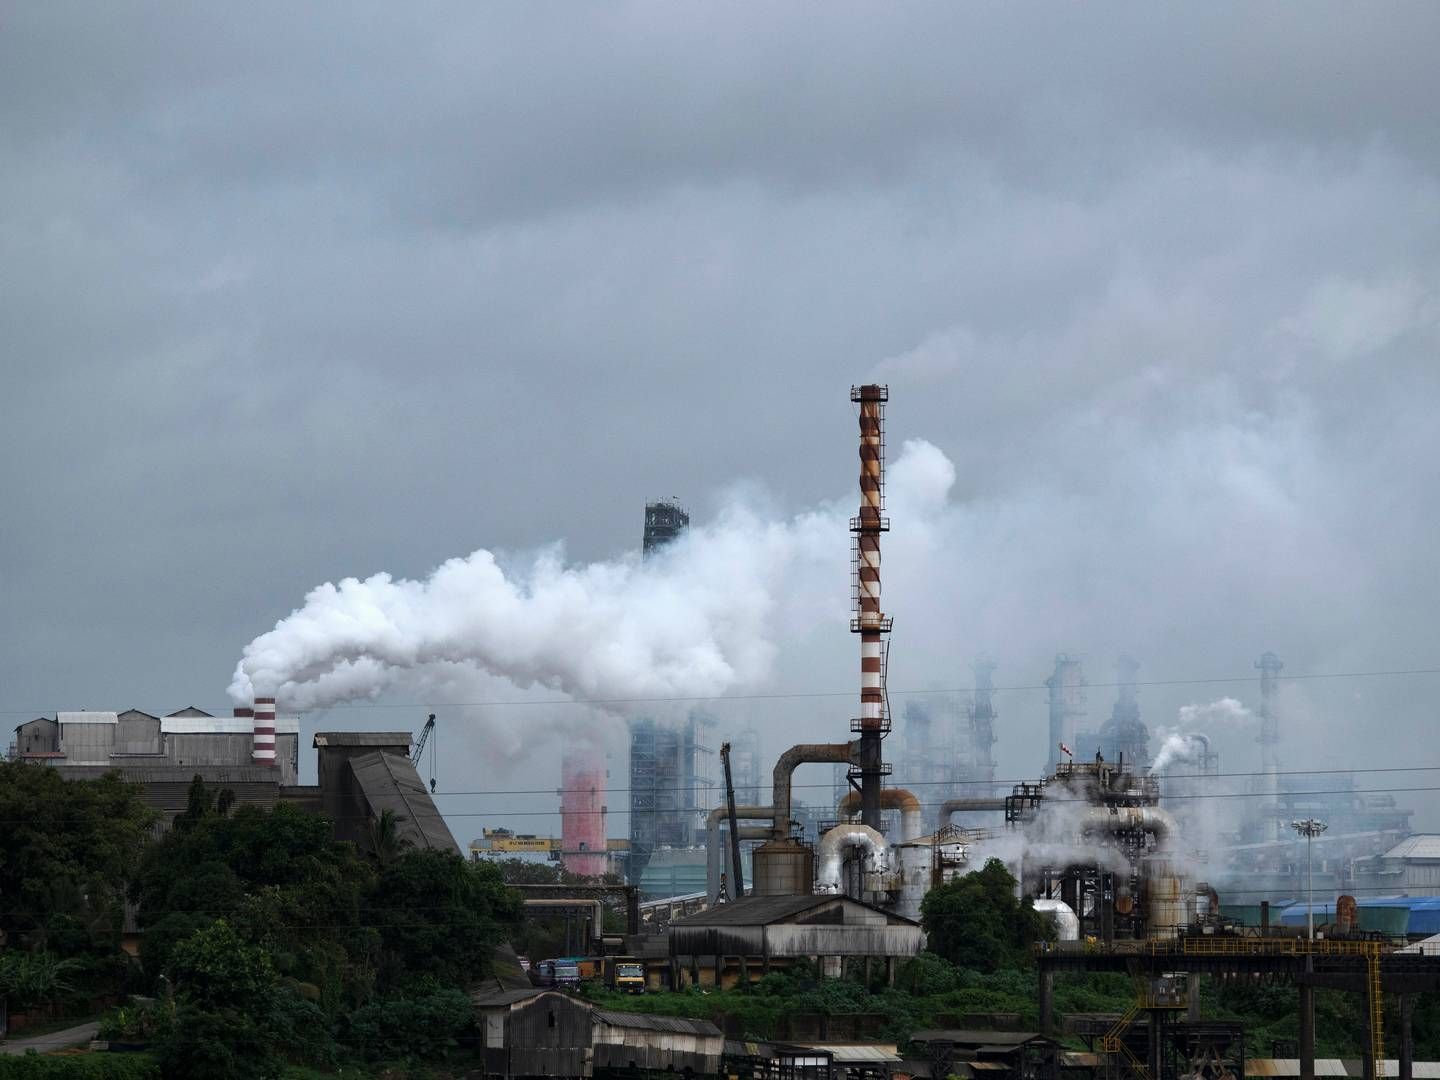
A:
611,961,646,994
536,958,581,988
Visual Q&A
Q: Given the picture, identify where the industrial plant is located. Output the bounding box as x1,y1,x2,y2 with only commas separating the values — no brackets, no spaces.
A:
10,384,1438,1080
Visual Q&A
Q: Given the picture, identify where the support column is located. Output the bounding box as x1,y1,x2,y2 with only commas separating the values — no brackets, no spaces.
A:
1188,972,1201,1021
1300,951,1315,1080
1400,993,1414,1080
1038,965,1055,1037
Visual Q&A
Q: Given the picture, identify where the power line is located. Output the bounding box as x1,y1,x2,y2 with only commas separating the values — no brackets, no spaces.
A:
430,764,1440,799
3,665,1437,716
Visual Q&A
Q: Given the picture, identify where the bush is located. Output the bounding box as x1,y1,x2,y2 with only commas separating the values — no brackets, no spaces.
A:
340,979,474,1062
0,1056,160,1080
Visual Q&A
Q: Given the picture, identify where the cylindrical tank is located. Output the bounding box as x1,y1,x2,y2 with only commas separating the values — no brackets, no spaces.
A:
750,839,815,896
1143,855,1188,938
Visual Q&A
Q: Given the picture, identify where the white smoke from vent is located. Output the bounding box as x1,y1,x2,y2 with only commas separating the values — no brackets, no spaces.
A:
1150,697,1252,771
228,439,951,715
1150,731,1207,773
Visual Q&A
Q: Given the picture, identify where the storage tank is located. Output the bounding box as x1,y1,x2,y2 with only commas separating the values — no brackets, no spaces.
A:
750,839,815,896
1143,855,1188,938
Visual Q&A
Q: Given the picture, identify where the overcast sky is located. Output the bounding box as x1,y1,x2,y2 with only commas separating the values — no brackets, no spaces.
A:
3,4,1438,837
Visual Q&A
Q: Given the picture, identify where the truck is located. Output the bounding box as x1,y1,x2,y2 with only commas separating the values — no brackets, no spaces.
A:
610,960,646,995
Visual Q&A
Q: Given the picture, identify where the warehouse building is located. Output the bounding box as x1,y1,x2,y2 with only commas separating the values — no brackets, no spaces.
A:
667,894,925,988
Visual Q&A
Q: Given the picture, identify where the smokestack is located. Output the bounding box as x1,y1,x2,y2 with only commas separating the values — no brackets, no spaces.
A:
971,659,998,795
1256,651,1283,842
252,696,276,766
560,748,607,879
850,384,892,829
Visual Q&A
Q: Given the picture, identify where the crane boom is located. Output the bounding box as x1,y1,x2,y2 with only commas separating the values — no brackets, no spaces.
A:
720,741,745,900
412,714,436,764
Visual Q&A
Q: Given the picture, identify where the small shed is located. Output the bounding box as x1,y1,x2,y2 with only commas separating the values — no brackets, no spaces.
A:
669,894,925,988
471,986,724,1079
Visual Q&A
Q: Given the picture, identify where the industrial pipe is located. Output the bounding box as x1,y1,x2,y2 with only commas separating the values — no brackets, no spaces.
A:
706,805,774,904
836,788,924,843
1077,805,1178,850
1032,899,1080,941
816,824,890,895
771,743,858,840
938,797,1006,829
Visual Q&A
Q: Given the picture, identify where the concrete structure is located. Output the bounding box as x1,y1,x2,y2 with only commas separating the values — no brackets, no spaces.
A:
560,750,607,878
667,894,924,987
472,986,723,1079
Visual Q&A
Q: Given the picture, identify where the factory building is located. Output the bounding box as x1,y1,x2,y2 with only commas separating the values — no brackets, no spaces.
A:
1355,835,1440,897
8,706,456,856
667,894,924,987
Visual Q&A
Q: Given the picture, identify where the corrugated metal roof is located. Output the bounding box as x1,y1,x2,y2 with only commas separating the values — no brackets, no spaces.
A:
164,707,214,718
673,893,916,927
347,750,460,854
789,1044,900,1062
1383,834,1440,860
469,986,551,1008
592,1010,721,1036
314,731,412,747
908,1031,1045,1047
161,717,300,734
57,711,119,725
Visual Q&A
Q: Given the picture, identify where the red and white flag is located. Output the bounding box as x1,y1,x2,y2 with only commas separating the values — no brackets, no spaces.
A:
1059,742,1073,758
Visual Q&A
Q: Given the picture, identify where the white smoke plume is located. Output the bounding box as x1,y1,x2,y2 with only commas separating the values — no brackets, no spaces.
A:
1176,696,1252,729
229,440,952,714
1150,731,1209,773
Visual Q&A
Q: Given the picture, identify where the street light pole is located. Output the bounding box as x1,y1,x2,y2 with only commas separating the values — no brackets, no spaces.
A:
1291,818,1328,940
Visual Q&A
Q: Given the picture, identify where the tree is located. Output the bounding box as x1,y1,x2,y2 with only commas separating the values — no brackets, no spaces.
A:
920,858,1053,973
366,808,412,870
0,761,156,949
0,950,82,1011
368,849,522,991
131,802,377,1005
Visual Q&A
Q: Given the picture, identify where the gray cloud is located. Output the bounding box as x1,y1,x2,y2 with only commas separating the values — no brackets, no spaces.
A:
1,3,1437,836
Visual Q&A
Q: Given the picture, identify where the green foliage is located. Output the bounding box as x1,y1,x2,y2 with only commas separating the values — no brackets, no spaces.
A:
0,1055,160,1080
0,762,156,950
920,858,1053,973
0,951,83,1010
98,999,174,1042
132,801,377,1005
165,920,274,1009
339,978,474,1062
368,850,521,991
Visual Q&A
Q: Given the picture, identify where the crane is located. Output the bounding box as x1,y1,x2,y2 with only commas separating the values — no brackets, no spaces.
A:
720,741,745,901
413,713,437,792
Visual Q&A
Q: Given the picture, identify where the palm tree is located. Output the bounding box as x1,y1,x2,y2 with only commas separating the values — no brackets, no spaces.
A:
366,809,412,870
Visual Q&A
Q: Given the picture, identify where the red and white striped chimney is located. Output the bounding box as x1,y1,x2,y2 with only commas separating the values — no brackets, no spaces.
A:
851,384,891,829
252,696,276,766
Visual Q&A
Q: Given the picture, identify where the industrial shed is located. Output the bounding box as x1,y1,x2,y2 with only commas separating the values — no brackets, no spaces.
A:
313,732,460,855
471,986,723,1078
668,894,925,988
906,1030,1059,1080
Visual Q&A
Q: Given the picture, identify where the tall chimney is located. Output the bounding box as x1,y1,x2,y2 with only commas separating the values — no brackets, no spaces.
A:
1045,655,1085,773
850,384,891,829
252,696,276,766
1256,651,1283,842
560,747,607,879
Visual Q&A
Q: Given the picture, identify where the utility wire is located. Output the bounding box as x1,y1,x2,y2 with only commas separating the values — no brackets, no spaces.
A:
3,665,1437,715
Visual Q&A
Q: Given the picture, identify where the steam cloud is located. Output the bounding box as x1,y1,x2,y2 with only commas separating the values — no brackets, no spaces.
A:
1150,732,1207,773
229,440,953,713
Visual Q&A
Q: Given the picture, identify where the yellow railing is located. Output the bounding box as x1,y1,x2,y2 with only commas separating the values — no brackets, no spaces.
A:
1100,997,1151,1080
